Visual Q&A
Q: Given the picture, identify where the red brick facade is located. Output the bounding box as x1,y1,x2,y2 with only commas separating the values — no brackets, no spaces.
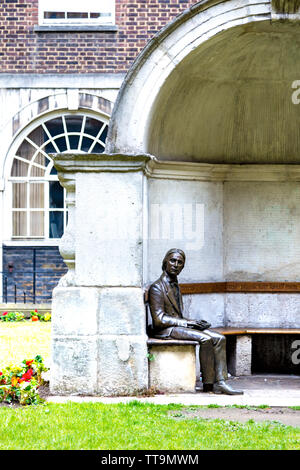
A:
0,0,196,73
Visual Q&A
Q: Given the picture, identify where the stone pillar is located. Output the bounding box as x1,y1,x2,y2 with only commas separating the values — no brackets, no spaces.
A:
50,153,151,396
229,335,252,376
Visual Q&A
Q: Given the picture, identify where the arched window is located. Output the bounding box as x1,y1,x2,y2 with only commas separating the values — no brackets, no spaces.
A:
10,113,108,239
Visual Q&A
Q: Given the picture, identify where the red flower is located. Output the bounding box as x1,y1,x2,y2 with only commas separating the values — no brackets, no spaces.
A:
31,315,38,322
20,368,34,382
2,312,7,316
34,309,38,313
26,360,34,366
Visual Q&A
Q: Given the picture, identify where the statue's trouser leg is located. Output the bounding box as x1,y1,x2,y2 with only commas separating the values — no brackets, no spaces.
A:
170,327,228,384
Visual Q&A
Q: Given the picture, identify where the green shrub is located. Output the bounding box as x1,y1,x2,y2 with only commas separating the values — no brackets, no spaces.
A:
0,355,49,405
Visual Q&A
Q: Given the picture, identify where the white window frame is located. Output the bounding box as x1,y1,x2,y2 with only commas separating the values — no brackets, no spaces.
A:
39,0,115,26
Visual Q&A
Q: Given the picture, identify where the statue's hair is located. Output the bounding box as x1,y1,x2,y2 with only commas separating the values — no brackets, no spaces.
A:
162,248,186,270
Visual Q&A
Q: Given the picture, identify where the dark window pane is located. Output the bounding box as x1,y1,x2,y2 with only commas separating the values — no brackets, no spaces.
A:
68,135,80,150
54,136,67,152
49,181,64,208
45,118,64,138
80,137,94,153
65,115,83,133
44,12,65,19
49,211,64,239
50,166,57,175
45,141,56,153
67,12,88,18
99,124,108,144
91,142,105,153
85,117,104,137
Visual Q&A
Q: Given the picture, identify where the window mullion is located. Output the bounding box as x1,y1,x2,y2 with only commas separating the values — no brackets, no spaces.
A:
78,116,86,151
45,181,49,240
62,115,70,151
27,181,30,237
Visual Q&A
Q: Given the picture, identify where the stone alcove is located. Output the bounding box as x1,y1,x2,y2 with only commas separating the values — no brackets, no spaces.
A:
51,0,300,395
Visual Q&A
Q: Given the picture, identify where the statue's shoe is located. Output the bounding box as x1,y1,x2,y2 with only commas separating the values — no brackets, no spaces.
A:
213,381,244,395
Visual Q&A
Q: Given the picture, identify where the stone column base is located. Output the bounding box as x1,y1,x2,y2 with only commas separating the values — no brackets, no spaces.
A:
228,335,252,376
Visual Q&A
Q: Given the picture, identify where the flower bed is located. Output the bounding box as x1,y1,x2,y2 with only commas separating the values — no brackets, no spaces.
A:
0,310,51,322
0,355,49,405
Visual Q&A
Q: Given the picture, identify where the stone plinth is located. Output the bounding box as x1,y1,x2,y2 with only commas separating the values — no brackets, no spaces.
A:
148,339,197,393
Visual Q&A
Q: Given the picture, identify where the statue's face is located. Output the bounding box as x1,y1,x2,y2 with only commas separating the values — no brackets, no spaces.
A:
165,252,185,277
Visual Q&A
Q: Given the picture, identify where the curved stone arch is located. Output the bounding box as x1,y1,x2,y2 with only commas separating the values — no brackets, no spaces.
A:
106,0,273,155
1,92,113,179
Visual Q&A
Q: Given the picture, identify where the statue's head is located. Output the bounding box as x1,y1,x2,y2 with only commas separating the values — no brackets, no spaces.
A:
162,248,185,277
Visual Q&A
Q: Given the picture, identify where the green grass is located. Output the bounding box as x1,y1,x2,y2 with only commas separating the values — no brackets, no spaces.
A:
0,322,299,450
0,401,299,450
0,322,51,369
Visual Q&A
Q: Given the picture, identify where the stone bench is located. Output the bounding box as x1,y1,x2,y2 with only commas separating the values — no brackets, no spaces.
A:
144,287,199,393
147,338,198,393
144,284,300,392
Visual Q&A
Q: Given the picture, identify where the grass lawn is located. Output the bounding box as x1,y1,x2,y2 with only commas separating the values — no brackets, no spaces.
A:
0,322,299,450
0,401,300,450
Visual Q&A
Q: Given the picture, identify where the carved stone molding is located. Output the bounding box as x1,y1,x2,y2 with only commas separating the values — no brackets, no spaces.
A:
271,0,300,19
272,0,300,13
55,173,76,287
145,159,300,182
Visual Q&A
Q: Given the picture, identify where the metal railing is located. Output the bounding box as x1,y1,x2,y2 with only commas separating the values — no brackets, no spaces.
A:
1,268,67,304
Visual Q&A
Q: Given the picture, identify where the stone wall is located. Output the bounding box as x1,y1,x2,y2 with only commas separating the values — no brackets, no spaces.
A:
147,176,300,329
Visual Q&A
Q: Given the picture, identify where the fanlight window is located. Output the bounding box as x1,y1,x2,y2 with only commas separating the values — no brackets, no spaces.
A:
10,114,108,239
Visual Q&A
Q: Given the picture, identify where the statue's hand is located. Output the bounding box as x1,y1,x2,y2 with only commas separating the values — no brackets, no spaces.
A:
187,319,211,330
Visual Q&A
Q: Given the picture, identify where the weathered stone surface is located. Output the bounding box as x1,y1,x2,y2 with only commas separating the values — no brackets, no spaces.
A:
229,335,252,376
50,337,98,395
51,287,99,336
183,293,225,327
147,179,223,283
226,293,300,328
224,182,300,282
148,344,196,393
75,171,144,287
97,335,148,396
98,287,146,336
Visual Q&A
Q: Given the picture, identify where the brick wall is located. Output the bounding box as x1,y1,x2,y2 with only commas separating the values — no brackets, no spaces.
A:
2,246,67,303
0,0,196,73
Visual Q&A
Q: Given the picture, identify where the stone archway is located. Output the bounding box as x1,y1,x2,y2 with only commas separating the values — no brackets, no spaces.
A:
106,0,300,157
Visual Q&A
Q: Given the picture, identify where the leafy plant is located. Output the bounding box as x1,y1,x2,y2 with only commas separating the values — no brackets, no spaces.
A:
0,311,25,322
0,355,49,405
0,310,51,322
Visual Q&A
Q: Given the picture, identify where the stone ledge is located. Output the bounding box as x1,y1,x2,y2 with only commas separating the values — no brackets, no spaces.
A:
34,25,118,33
147,338,198,346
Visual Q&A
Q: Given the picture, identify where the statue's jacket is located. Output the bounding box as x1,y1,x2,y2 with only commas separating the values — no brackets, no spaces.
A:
148,271,188,338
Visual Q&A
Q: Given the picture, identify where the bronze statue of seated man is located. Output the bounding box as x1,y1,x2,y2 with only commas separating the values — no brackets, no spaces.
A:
148,248,243,395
